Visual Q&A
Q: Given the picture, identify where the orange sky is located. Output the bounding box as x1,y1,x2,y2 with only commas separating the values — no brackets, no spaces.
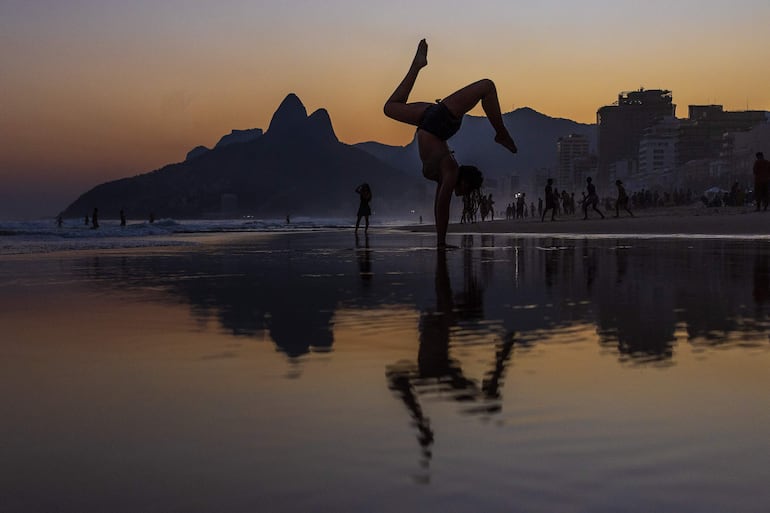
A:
1,0,769,218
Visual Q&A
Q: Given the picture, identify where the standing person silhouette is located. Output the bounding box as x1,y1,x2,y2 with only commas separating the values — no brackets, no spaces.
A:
541,178,556,222
384,39,517,248
355,183,373,235
753,152,770,211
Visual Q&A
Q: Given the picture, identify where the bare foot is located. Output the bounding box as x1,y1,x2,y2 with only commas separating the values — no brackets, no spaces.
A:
495,133,518,154
413,39,428,69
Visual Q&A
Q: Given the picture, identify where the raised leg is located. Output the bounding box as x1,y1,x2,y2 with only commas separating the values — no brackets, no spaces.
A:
384,39,433,126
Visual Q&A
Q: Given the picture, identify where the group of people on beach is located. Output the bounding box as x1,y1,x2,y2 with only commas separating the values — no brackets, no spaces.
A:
540,177,633,222
377,39,640,246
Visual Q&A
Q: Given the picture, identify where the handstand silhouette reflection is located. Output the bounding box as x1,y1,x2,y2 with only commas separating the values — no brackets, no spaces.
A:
386,248,515,472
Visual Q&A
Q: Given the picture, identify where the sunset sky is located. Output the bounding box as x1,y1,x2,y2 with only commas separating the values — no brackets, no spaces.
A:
1,0,769,219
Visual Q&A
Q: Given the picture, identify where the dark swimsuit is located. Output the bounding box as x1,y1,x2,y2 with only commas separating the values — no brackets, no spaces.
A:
418,102,462,181
418,101,462,141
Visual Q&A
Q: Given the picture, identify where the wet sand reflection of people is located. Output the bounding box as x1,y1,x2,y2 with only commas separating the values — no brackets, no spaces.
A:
386,249,515,474
753,250,770,308
355,234,372,284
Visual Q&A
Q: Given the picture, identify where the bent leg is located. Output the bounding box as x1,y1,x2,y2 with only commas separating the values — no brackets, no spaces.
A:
441,79,517,153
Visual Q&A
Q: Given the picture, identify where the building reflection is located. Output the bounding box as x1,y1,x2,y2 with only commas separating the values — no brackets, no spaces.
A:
74,234,770,363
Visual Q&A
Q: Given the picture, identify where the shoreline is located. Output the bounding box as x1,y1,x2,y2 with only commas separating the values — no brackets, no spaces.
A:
400,205,770,237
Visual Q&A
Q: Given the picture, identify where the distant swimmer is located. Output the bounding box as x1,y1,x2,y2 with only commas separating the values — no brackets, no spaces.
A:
91,208,99,229
56,215,63,228
120,209,126,227
384,39,517,248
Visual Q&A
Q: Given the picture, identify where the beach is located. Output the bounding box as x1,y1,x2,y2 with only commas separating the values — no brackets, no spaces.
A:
406,204,770,238
2,222,770,512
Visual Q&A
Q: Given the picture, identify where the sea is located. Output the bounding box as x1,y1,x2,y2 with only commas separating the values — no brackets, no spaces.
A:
0,217,413,256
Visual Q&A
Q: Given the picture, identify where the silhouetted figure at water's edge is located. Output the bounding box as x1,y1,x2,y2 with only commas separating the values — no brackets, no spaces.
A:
355,183,372,235
91,208,99,229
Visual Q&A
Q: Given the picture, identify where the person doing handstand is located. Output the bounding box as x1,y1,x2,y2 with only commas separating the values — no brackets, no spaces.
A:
383,39,518,248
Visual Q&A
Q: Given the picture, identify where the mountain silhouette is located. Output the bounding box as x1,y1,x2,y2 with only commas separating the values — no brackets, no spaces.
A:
61,95,596,220
61,94,425,219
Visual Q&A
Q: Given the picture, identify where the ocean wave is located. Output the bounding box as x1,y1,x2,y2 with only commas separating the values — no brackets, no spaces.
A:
0,217,416,255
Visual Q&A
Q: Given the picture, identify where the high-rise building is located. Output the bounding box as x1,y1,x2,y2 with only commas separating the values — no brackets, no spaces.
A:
638,116,680,186
556,134,589,192
597,89,676,187
677,105,766,166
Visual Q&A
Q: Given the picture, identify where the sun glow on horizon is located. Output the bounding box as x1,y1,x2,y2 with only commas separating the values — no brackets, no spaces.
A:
1,0,769,218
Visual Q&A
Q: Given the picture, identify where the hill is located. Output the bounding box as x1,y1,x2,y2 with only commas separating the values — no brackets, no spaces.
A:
61,95,427,219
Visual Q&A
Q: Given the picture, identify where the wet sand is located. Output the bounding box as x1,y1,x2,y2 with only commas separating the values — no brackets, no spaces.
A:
403,205,770,237
2,230,770,511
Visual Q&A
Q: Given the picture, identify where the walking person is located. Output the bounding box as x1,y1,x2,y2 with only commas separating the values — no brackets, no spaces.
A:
614,180,634,218
383,39,517,248
582,177,605,220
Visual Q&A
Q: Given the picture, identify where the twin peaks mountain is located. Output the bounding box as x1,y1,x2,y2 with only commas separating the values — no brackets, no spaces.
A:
61,94,596,219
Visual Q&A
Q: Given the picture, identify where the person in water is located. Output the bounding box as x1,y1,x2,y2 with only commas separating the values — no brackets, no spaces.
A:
383,39,517,248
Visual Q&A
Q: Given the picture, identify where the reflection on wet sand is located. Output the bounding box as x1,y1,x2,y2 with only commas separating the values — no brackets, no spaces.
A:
70,234,770,365
386,248,516,474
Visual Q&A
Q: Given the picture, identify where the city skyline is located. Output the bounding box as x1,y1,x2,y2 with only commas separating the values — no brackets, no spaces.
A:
2,0,769,219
